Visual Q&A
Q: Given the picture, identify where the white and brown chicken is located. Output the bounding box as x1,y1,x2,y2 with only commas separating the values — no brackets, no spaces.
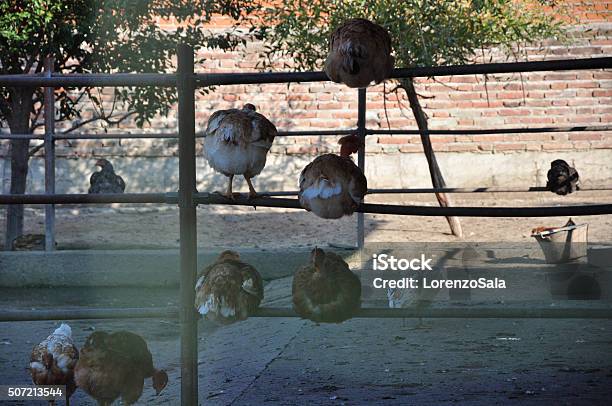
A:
299,134,367,219
195,250,264,324
325,18,394,88
292,248,361,323
29,323,79,405
203,104,277,199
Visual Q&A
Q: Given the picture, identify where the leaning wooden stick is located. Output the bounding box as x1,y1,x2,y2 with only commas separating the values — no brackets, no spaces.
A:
401,77,463,238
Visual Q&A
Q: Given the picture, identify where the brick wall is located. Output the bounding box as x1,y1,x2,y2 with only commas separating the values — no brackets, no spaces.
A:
1,1,611,162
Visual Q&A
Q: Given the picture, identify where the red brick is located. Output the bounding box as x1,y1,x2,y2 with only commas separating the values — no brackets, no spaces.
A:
569,133,602,141
519,133,553,141
494,143,527,151
378,136,412,145
542,142,574,150
448,144,478,152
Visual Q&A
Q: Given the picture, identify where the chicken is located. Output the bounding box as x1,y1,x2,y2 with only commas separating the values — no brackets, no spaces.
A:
195,250,264,324
292,248,361,323
88,159,126,194
75,330,168,406
29,323,79,406
203,103,277,199
546,159,579,195
299,134,367,219
325,18,394,88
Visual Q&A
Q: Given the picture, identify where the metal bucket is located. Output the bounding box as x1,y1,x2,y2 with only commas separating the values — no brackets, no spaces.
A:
532,219,588,264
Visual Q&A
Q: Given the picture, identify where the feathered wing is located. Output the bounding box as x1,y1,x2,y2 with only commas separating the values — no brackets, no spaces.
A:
88,172,101,193
195,258,264,324
106,331,155,377
325,19,394,88
203,108,276,179
116,175,126,192
299,154,367,218
30,324,79,397
292,251,361,323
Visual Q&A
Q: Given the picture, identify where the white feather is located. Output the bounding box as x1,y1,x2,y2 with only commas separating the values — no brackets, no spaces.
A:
53,323,72,338
302,179,342,200
29,361,45,372
195,275,206,291
198,295,215,315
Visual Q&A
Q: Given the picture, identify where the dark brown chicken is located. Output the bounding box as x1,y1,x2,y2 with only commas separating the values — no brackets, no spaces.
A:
299,135,367,219
546,159,579,195
292,248,361,323
88,159,126,194
29,324,79,406
75,331,168,406
325,18,394,88
195,250,264,324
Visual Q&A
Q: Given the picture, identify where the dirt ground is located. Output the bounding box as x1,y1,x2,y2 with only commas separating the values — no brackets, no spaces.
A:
1,191,612,249
1,191,611,405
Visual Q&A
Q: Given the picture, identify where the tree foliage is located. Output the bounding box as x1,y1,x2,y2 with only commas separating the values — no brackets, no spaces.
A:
254,0,565,72
0,0,257,130
0,0,256,248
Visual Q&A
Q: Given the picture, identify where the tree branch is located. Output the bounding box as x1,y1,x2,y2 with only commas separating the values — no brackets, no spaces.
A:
60,111,137,134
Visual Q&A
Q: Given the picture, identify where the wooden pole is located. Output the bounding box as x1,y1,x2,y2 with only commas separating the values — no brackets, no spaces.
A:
401,78,463,237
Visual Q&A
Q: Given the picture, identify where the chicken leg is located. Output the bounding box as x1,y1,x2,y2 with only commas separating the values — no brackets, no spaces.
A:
220,174,234,200
245,176,258,199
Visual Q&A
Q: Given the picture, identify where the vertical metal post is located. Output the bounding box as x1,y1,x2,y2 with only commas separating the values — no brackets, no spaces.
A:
357,88,366,249
177,44,198,406
44,57,55,251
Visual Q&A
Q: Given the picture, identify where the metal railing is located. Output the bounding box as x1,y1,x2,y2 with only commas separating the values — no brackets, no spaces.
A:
0,47,611,404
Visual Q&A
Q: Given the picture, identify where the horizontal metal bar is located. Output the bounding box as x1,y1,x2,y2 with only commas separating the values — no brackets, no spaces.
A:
0,193,177,204
195,193,612,217
260,186,612,196
0,73,176,87
3,125,611,140
253,307,612,319
2,306,610,322
0,58,608,88
368,125,612,135
0,307,178,322
196,57,612,86
1,193,611,214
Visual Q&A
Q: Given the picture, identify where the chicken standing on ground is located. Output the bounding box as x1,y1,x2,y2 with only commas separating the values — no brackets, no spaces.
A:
293,248,361,323
325,18,394,88
88,159,126,194
75,331,168,406
195,250,264,324
547,159,579,195
299,134,367,219
29,323,79,406
203,103,277,199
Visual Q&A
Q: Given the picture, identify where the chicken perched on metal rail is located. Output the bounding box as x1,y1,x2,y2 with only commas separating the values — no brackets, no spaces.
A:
88,159,126,194
299,134,367,219
547,159,579,195
75,330,167,406
325,18,394,88
292,248,361,323
195,250,264,324
203,103,277,199
29,323,79,406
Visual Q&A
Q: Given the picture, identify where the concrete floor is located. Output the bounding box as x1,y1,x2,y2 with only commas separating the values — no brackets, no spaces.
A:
1,278,612,405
